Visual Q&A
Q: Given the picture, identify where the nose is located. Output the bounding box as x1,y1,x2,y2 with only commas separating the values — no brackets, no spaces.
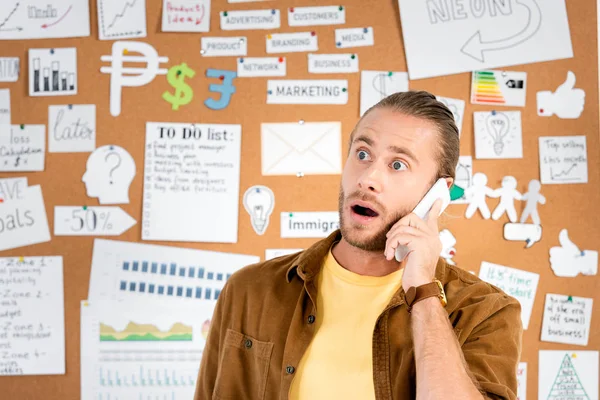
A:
358,163,384,193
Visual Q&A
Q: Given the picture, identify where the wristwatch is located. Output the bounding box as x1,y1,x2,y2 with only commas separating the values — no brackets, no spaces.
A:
405,280,447,313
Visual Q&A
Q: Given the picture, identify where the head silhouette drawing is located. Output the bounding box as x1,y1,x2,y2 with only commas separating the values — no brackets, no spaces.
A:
82,145,136,204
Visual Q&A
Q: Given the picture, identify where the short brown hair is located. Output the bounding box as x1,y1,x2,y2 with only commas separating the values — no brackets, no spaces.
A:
355,90,460,181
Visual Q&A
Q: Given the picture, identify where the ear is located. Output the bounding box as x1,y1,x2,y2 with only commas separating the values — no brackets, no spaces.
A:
444,177,454,189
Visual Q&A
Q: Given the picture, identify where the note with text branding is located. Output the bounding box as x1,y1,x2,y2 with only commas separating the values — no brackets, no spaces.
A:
143,122,241,243
281,212,339,238
266,32,318,53
48,105,96,153
288,6,345,26
267,80,348,104
162,0,211,32
0,125,45,172
478,261,539,329
541,294,593,346
308,54,358,74
220,9,280,30
0,256,64,376
237,57,286,77
201,36,247,57
538,136,588,184
335,27,374,48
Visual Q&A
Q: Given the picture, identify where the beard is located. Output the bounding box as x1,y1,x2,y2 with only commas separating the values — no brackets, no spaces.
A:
338,187,411,252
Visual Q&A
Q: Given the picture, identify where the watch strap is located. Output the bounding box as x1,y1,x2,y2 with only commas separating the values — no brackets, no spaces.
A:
405,280,446,313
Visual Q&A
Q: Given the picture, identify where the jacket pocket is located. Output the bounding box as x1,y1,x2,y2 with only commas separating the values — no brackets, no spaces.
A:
213,328,274,400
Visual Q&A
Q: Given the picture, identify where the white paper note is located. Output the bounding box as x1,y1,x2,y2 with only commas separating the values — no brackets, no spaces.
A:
539,351,598,400
97,0,147,40
48,105,96,153
471,70,527,106
237,57,286,77
162,0,211,32
335,27,374,48
220,9,280,30
0,58,19,82
54,206,136,236
451,156,473,204
265,248,303,260
0,256,64,376
266,32,318,53
288,5,345,26
80,299,213,400
549,229,598,277
143,122,241,243
261,122,342,176
0,185,51,252
308,53,359,74
0,125,45,172
517,362,527,400
0,178,28,202
538,136,588,184
0,1,90,40
397,0,573,79
478,261,539,330
87,239,259,305
436,96,465,136
474,111,523,159
360,71,409,116
541,294,593,346
281,212,339,238
29,48,77,97
267,80,348,104
0,89,10,131
201,36,247,57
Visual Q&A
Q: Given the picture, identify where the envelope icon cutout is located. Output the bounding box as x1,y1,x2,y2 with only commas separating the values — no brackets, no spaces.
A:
261,122,342,176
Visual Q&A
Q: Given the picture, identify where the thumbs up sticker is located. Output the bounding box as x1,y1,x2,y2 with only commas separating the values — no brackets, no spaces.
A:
537,71,585,119
549,229,598,277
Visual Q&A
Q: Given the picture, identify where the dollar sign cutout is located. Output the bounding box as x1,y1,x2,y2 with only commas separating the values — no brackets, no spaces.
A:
163,63,196,110
372,73,391,100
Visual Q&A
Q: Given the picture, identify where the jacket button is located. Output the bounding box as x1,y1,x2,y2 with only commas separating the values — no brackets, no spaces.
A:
307,315,315,324
244,339,252,349
286,366,295,374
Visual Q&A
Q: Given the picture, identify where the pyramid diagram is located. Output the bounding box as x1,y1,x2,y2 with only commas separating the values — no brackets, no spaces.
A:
547,354,590,399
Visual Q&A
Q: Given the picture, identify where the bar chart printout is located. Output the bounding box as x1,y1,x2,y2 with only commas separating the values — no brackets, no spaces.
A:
28,48,77,96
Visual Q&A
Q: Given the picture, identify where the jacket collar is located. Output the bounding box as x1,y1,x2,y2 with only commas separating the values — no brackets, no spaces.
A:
286,229,448,285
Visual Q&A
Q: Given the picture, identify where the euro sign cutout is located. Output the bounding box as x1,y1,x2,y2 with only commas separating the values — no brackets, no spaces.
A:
163,63,196,111
100,41,169,117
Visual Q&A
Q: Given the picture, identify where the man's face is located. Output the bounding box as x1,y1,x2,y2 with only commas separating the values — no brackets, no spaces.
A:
339,108,443,252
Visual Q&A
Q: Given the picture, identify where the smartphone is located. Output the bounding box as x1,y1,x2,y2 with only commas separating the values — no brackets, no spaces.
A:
394,178,451,262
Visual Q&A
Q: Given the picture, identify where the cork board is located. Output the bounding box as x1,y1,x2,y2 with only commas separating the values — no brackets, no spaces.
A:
0,0,598,398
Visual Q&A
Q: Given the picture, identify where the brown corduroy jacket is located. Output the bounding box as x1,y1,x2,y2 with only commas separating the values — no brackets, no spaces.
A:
195,230,523,400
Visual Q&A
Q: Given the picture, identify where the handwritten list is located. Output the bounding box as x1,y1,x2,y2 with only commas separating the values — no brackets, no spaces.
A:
143,122,241,243
0,125,45,172
0,256,64,376
541,294,593,346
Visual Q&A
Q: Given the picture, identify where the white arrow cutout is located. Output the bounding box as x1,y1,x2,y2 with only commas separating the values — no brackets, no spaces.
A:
461,0,542,62
54,206,136,236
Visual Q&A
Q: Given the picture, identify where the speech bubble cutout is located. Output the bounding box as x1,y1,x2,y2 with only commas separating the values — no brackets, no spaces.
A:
537,71,585,119
549,229,598,277
503,223,542,248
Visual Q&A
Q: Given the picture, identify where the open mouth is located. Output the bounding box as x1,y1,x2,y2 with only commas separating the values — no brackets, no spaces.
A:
351,204,379,218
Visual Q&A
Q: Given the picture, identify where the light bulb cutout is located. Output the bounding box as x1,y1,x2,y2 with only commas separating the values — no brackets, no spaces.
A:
485,111,510,156
243,185,275,235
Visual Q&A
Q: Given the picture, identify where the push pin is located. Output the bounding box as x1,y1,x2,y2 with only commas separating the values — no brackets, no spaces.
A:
299,119,304,125
50,49,55,55
200,49,206,55
296,172,304,177
491,110,497,115
68,104,73,110
239,38,245,43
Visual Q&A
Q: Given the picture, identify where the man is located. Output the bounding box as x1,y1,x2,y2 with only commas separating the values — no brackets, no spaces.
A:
195,91,523,400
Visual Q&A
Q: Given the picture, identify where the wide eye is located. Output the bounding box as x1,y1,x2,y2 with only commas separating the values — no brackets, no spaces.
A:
391,160,407,171
357,150,370,161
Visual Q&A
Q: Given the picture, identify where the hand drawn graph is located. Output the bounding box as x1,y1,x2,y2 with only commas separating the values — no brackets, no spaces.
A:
28,48,77,96
97,0,147,40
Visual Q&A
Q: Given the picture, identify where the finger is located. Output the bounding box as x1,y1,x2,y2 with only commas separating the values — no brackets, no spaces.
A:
426,199,443,229
556,71,576,92
384,232,420,261
386,212,429,235
385,224,425,241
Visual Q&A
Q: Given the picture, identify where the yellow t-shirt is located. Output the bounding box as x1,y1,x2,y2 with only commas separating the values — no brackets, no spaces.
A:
289,245,404,399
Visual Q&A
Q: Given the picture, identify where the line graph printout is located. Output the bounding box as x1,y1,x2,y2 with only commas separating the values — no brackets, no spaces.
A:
0,0,90,40
97,0,147,40
87,239,259,307
81,300,214,400
539,136,588,184
397,0,573,79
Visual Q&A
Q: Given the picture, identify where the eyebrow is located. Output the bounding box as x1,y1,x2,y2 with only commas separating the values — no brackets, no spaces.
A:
353,134,420,165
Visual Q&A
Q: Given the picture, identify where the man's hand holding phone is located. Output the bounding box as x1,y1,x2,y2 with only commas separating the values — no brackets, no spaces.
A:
384,199,444,292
